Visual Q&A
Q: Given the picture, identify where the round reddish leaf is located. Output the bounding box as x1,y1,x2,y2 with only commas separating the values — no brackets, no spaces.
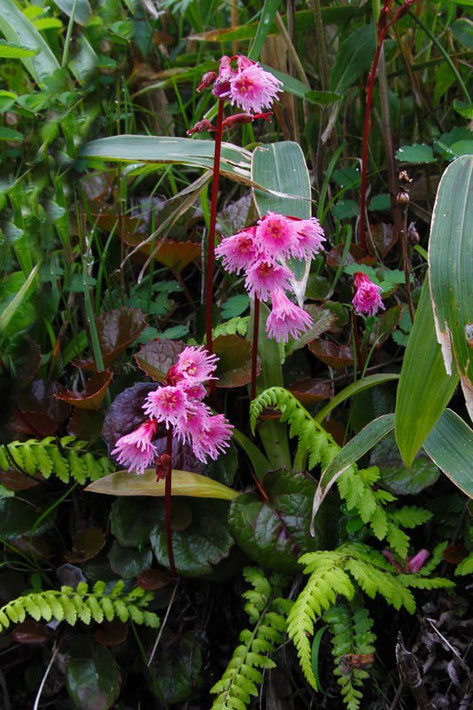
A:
12,619,49,645
309,339,354,369
134,339,186,382
75,307,148,370
213,334,260,388
94,620,129,647
56,371,113,411
65,527,106,564
289,378,333,406
137,568,174,591
124,235,201,272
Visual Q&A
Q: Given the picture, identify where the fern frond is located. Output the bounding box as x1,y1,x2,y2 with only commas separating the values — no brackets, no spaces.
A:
0,437,113,483
213,317,250,339
0,581,159,633
210,568,289,710
323,601,376,710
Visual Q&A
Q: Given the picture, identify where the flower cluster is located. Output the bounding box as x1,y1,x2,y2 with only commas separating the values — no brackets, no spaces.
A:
216,212,325,343
352,272,385,317
198,55,283,115
111,346,233,474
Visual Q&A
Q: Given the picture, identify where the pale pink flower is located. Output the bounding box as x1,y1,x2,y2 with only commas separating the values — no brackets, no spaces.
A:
175,401,212,442
245,258,293,301
406,549,430,573
143,385,189,426
292,217,326,260
179,379,207,401
174,345,218,383
266,289,313,343
213,55,234,98
190,413,233,463
215,228,258,274
229,60,282,114
255,212,299,259
352,272,385,317
111,419,158,475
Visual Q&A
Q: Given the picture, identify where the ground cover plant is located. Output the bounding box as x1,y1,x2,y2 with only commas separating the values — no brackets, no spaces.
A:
2,0,473,708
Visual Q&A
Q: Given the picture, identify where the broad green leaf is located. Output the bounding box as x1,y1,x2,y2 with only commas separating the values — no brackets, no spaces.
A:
428,155,473,420
85,469,239,500
395,144,436,163
329,24,376,94
110,498,162,548
150,499,233,577
315,373,400,424
66,637,121,710
69,34,97,83
51,0,91,25
395,278,458,467
451,18,473,48
311,415,395,525
148,630,204,704
453,99,473,119
229,469,326,572
190,7,365,44
252,141,311,303
0,0,60,83
424,409,473,497
108,542,152,579
0,126,23,141
80,136,252,184
248,0,281,60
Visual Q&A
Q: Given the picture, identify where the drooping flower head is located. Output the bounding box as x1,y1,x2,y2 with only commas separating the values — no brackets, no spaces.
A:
266,289,313,343
255,212,299,259
190,413,233,463
292,217,326,260
111,419,158,475
174,345,218,383
352,272,385,317
215,228,258,274
228,57,283,114
245,258,293,301
143,386,188,427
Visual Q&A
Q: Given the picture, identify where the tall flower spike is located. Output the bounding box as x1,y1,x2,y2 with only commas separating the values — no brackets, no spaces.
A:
352,272,385,317
266,289,313,343
215,228,259,274
255,212,299,259
229,58,282,114
111,419,158,475
245,258,293,301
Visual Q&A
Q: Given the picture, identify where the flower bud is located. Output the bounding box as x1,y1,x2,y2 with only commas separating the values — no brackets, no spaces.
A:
196,71,217,93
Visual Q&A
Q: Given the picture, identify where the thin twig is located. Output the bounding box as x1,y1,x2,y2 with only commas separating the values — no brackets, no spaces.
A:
33,640,62,710
147,582,178,666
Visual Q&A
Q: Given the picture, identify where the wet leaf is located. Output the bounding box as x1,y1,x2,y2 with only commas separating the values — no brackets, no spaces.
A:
367,222,397,259
56,371,113,411
371,434,440,495
213,334,260,388
108,541,152,578
66,636,121,710
14,379,71,437
150,499,233,577
0,497,54,539
76,307,148,370
124,235,201,272
137,568,173,591
110,497,162,548
65,527,106,564
12,619,49,644
67,409,104,442
229,469,325,573
286,306,336,354
309,339,354,369
134,338,185,381
147,630,203,704
289,378,333,406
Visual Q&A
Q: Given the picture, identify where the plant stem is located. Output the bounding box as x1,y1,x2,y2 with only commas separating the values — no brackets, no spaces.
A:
400,206,415,323
251,297,260,402
205,98,225,355
165,428,177,577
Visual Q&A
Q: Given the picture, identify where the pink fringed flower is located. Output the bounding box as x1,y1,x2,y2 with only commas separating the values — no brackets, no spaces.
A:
143,385,188,426
213,55,233,98
266,289,313,343
245,258,293,301
292,217,326,260
174,345,218,383
228,58,282,114
215,229,258,274
111,419,158,475
352,272,385,317
255,212,299,259
190,413,233,463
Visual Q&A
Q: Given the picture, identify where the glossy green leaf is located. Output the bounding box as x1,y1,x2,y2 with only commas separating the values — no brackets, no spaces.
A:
395,279,459,467
395,143,436,163
150,499,233,577
66,637,121,710
229,469,325,573
329,24,376,94
110,498,161,548
0,40,38,57
311,415,395,524
428,155,473,420
252,141,311,303
424,409,473,497
315,373,400,424
451,18,473,48
52,0,91,25
85,469,239,500
0,0,60,83
108,542,152,579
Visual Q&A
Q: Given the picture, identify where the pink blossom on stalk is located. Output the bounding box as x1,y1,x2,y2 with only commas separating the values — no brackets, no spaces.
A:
292,217,326,260
255,212,299,259
406,549,430,573
143,385,188,426
352,272,385,317
111,419,158,475
174,345,218,383
215,228,258,274
190,413,233,463
266,289,313,343
229,59,283,114
245,258,293,301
